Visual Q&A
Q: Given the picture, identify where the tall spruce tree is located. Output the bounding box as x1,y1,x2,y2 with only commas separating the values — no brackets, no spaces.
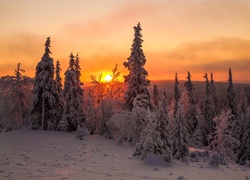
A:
238,110,250,165
226,68,238,139
227,68,237,118
55,60,62,94
69,52,75,70
174,73,181,117
184,72,195,105
57,53,85,132
133,105,172,162
163,88,167,99
238,88,248,118
202,73,216,145
74,53,84,105
129,93,150,144
210,73,220,115
153,85,159,108
237,88,250,165
54,60,64,130
184,71,198,135
133,120,164,160
171,102,189,159
75,53,81,83
156,94,172,161
123,22,150,111
30,37,61,130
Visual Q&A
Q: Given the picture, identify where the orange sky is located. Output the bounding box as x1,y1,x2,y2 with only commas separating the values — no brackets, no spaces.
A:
0,0,250,83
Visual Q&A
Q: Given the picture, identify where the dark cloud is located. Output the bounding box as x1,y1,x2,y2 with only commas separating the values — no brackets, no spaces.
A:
191,59,250,72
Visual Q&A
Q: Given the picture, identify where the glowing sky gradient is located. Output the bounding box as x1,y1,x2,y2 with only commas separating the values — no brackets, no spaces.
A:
0,0,250,83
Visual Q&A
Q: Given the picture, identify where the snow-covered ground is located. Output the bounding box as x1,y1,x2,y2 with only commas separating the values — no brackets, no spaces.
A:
0,128,249,180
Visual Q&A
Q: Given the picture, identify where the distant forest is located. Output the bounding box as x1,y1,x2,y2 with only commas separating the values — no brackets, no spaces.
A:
148,80,250,105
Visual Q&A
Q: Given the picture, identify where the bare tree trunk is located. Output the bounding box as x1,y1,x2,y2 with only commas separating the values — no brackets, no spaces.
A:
42,86,45,130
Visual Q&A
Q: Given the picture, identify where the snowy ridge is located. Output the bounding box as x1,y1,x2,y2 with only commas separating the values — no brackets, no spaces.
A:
0,128,249,180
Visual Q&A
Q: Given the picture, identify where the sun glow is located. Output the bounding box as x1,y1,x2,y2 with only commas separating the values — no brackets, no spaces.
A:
103,74,112,82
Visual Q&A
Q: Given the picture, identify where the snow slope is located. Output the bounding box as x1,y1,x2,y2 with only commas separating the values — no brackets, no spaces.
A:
0,128,249,180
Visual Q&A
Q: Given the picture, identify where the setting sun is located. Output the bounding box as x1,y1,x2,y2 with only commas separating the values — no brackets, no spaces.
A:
104,74,112,82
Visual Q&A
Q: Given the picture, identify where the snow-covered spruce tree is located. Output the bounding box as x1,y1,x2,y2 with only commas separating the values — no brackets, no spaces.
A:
153,85,159,108
184,71,198,137
53,60,64,130
238,88,248,120
193,104,205,147
236,88,248,140
226,68,239,140
130,93,150,145
133,109,172,162
30,37,62,130
55,60,63,94
0,63,33,131
156,94,172,161
123,22,150,111
210,73,220,115
227,68,237,118
74,53,84,102
237,88,250,165
171,102,189,159
75,53,81,83
57,53,85,132
163,88,167,99
209,110,240,165
74,53,84,114
157,94,170,145
238,122,250,166
174,73,181,117
201,73,216,145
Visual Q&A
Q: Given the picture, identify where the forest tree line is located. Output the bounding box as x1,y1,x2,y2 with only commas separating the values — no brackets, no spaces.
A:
0,23,249,166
